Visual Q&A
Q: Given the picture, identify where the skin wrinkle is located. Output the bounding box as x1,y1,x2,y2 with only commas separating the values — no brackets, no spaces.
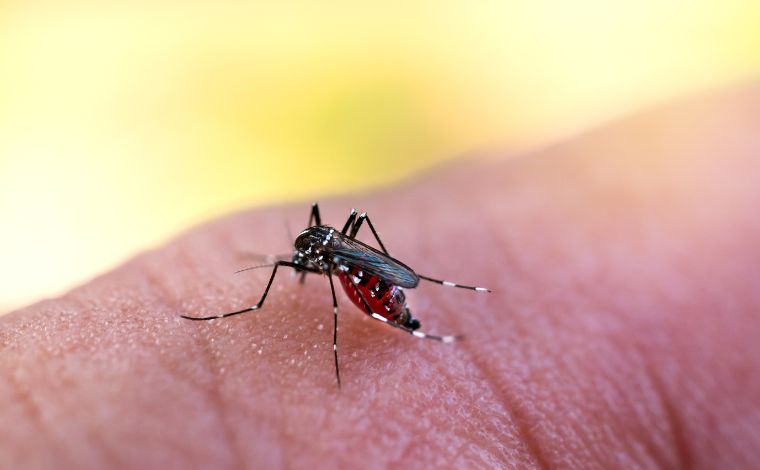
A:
71,273,161,468
382,328,519,466
142,254,247,469
562,267,673,467
54,317,140,470
25,302,111,469
597,284,689,469
631,357,680,466
639,349,691,469
589,337,670,469
374,376,437,466
528,244,667,464
186,323,246,470
426,349,516,467
459,338,549,470
386,423,439,468
6,366,60,463
576,248,690,468
8,301,113,467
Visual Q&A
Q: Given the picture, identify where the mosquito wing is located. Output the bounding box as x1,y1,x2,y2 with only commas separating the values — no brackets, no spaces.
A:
332,236,419,288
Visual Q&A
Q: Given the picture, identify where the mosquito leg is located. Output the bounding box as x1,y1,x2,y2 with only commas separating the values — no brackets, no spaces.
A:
417,274,490,292
345,273,461,343
341,209,358,235
294,203,323,283
296,202,320,284
181,261,320,320
308,202,322,227
367,312,462,343
349,212,389,255
327,269,341,388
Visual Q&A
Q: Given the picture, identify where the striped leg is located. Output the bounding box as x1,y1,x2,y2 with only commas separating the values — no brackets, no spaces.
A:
341,208,390,255
366,312,462,343
418,274,491,293
327,270,341,388
345,274,461,343
348,212,389,255
181,261,320,321
308,202,322,227
340,208,358,235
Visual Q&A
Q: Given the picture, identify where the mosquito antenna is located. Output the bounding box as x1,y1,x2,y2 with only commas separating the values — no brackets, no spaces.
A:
234,263,275,274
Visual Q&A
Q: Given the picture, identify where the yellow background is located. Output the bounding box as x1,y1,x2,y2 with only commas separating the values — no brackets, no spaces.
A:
2,1,759,312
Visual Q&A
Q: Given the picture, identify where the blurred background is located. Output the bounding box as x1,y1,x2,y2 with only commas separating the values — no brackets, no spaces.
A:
1,1,759,313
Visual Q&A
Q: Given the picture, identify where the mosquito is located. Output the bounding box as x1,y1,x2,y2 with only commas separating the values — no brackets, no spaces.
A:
181,203,490,387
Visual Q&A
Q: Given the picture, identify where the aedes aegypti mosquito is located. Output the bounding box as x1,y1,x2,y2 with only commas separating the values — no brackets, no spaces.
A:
181,203,490,387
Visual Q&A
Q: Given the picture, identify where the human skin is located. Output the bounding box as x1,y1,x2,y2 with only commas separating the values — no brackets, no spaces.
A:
1,84,760,469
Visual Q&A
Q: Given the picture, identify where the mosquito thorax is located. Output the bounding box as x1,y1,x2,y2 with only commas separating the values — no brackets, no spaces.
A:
294,225,339,253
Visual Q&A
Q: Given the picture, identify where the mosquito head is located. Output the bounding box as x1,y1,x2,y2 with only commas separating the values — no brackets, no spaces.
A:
401,308,421,330
290,250,307,269
292,226,338,271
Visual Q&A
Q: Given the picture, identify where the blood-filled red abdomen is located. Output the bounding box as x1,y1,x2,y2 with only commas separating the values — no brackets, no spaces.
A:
337,266,409,325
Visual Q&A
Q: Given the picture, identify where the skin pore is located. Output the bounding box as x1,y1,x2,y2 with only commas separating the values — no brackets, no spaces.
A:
1,83,759,469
